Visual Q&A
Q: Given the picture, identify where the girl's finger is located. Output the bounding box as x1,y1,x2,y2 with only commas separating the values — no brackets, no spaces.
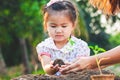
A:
53,64,59,68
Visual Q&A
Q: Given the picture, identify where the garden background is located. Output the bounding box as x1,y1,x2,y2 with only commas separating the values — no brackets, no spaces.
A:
0,0,120,80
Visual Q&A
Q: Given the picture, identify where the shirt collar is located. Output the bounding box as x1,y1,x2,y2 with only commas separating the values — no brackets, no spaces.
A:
44,36,76,53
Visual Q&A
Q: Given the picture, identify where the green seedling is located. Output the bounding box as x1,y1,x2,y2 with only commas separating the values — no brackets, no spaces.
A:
89,45,106,75
64,37,75,53
68,38,75,46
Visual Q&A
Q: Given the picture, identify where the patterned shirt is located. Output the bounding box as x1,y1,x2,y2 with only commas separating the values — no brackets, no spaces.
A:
36,36,90,63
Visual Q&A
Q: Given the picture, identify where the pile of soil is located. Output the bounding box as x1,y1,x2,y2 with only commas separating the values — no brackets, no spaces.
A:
12,69,120,80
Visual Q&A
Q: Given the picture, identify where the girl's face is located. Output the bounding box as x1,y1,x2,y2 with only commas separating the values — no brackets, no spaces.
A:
46,12,75,43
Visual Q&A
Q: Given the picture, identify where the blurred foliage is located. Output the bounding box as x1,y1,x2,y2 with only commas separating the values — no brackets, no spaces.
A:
0,0,49,66
77,0,109,49
71,1,89,41
0,64,23,80
77,0,120,50
109,33,120,48
0,0,48,45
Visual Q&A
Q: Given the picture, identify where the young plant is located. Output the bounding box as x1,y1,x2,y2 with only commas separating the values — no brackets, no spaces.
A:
89,45,106,75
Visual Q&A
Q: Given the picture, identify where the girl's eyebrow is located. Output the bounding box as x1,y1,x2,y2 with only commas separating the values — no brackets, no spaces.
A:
61,23,68,25
49,23,56,25
50,23,68,25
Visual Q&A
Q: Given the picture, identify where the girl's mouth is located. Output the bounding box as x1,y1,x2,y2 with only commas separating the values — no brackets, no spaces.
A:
55,35,63,37
55,35,64,39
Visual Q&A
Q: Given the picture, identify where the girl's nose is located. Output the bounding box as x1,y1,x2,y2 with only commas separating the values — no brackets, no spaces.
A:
55,27,62,33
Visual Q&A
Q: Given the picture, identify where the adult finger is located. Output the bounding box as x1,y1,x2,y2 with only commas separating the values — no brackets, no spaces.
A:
66,66,82,72
60,65,67,68
60,62,79,73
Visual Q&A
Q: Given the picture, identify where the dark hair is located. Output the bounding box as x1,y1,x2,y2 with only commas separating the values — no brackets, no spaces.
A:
43,1,78,31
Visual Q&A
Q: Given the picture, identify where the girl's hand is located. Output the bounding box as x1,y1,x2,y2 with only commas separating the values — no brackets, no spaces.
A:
50,61,59,72
44,61,60,75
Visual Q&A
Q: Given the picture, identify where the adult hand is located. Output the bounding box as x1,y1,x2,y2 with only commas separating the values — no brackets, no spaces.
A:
59,56,96,74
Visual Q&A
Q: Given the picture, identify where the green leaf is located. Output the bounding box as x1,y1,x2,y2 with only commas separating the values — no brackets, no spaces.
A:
89,45,106,55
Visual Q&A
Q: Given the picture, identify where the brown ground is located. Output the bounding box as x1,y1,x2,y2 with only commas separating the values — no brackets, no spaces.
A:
12,69,120,80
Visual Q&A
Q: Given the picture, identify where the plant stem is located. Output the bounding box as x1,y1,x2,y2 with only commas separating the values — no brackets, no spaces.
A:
95,56,102,75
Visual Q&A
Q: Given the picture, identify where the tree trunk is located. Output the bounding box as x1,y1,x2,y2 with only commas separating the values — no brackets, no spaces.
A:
30,44,42,72
0,45,7,75
19,38,31,74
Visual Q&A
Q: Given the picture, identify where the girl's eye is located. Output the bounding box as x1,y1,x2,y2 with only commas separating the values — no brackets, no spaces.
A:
51,26,56,28
62,26,67,28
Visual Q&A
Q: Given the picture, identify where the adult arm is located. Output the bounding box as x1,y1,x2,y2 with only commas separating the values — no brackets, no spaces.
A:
60,46,120,74
97,45,120,66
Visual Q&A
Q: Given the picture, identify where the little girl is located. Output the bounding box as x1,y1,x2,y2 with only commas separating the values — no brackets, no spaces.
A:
36,0,90,75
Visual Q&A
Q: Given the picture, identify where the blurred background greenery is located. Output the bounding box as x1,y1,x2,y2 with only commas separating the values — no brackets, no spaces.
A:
0,0,120,79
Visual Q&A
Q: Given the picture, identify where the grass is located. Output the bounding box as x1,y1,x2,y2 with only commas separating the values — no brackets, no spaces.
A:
32,69,45,74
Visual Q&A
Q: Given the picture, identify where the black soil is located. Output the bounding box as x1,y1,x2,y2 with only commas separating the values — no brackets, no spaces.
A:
12,69,120,80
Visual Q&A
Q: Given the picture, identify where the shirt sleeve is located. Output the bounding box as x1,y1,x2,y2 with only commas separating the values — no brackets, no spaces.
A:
36,43,51,57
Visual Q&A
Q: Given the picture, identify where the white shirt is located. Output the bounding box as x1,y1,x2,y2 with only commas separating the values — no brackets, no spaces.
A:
36,36,90,63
